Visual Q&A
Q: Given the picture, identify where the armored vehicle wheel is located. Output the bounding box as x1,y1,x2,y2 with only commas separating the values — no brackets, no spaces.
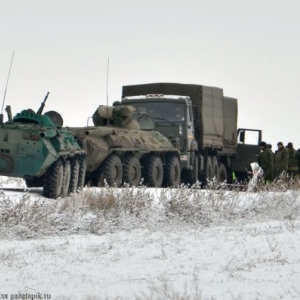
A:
144,155,163,187
104,154,123,187
163,155,180,187
188,153,198,185
61,160,71,197
77,155,86,191
69,158,79,193
212,156,219,182
43,159,64,199
123,156,141,186
219,163,227,183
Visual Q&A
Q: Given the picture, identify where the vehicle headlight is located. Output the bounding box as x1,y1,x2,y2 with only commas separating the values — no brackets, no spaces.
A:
180,155,188,161
179,125,183,136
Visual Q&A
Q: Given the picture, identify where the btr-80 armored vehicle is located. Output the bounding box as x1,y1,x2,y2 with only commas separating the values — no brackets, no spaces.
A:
68,104,181,187
0,93,86,199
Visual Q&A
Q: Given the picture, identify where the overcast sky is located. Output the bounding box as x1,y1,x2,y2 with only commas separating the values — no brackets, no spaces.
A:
1,0,300,149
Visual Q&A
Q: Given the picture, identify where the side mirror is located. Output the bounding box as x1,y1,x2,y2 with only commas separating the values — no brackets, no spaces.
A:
239,131,245,143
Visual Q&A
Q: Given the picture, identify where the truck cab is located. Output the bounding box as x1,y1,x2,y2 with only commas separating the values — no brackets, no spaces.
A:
122,95,196,173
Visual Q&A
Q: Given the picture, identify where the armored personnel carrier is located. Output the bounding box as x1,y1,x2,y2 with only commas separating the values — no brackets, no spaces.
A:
68,104,181,187
0,93,86,199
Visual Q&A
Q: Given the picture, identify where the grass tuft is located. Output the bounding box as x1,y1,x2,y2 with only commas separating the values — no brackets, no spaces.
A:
1,176,300,239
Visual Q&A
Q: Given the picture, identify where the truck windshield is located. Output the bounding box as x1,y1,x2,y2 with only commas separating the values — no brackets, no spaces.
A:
130,102,186,122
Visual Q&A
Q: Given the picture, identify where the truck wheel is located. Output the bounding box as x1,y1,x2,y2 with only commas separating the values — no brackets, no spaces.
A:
206,157,213,181
77,155,86,191
123,156,141,186
212,156,219,182
43,159,64,199
69,158,79,193
144,155,163,187
104,154,123,187
188,154,198,185
61,160,71,197
163,155,181,187
219,163,227,183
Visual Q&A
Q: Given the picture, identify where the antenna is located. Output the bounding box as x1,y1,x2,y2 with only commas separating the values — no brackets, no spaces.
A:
106,57,110,125
1,51,15,122
106,58,109,107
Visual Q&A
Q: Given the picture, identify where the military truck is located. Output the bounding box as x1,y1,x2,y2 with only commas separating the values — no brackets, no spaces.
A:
68,104,181,188
0,93,86,199
121,82,262,184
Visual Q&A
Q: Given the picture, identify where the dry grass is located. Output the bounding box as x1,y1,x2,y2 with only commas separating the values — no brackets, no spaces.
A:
1,175,300,239
136,283,202,300
0,248,16,267
134,267,203,300
0,184,156,238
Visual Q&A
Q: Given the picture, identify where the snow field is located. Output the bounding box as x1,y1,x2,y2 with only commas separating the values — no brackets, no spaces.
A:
1,176,300,299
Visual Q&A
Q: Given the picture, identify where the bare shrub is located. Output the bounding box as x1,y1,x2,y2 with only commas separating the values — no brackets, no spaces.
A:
0,184,158,238
136,272,203,300
160,185,210,226
0,248,16,267
84,188,117,211
1,175,300,239
76,185,156,234
159,177,300,228
249,173,300,193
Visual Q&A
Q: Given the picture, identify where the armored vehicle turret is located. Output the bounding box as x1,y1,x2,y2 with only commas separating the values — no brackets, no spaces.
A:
69,104,181,187
0,93,86,199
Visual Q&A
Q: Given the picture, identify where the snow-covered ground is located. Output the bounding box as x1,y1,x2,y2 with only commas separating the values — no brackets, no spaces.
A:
1,176,300,300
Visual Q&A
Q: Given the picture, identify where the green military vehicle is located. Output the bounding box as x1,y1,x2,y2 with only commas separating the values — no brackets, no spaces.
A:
0,93,86,199
121,83,262,185
68,104,181,187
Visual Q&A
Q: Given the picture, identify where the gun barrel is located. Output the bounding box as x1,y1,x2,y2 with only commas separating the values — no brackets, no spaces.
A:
36,92,50,115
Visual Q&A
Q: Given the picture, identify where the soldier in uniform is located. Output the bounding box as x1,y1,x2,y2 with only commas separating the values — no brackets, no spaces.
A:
275,141,289,178
286,142,299,179
298,148,300,173
258,141,274,183
267,144,276,178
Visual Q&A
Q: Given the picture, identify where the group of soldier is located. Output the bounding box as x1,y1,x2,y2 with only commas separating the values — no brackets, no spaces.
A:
258,141,300,183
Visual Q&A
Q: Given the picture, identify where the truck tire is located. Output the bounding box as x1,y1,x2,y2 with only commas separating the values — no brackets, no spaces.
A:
61,160,71,197
188,154,198,185
163,155,181,187
144,155,163,187
104,154,123,187
206,157,213,182
69,158,79,193
123,156,141,186
212,156,219,182
77,155,86,191
219,163,227,183
43,159,64,199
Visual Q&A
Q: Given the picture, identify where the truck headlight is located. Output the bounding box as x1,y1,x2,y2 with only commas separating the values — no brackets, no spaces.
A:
179,125,183,136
